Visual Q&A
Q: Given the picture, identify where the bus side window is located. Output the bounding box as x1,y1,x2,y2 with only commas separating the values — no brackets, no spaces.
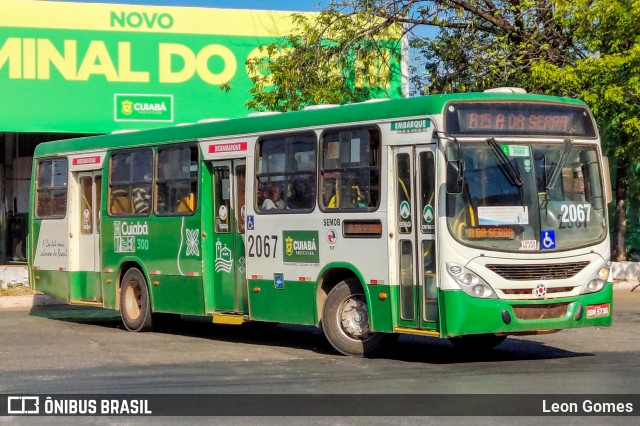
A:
256,132,316,213
108,149,152,217
156,145,199,215
320,127,380,211
35,158,68,218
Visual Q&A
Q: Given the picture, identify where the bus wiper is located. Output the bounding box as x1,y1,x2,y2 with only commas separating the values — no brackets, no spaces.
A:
486,138,522,187
546,139,573,190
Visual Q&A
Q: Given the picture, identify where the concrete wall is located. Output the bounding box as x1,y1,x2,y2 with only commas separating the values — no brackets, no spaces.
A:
0,265,28,288
611,262,640,280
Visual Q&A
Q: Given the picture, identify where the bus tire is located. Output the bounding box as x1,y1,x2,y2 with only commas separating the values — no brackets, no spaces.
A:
322,279,390,357
448,334,507,351
120,268,153,332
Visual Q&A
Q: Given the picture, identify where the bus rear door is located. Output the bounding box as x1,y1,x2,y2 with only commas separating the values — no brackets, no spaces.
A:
211,160,248,314
75,171,102,303
394,146,439,332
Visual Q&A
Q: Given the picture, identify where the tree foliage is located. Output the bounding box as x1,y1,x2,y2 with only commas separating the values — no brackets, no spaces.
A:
410,0,579,93
529,0,640,259
243,1,583,103
242,10,404,111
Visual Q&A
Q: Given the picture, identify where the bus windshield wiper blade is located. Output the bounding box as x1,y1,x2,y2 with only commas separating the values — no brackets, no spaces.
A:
486,138,523,187
546,139,573,190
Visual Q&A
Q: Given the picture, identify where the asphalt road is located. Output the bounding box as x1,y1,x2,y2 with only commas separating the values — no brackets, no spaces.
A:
0,290,639,424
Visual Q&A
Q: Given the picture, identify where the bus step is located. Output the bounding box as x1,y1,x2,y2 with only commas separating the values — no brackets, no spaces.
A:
70,300,104,307
393,327,440,337
212,313,246,325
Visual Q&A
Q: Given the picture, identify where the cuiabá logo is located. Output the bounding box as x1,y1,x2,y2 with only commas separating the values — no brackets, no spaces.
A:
115,94,173,122
285,236,294,257
282,230,319,264
121,100,133,115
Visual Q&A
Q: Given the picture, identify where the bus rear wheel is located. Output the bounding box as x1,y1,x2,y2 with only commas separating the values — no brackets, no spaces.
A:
448,334,507,351
120,268,153,332
322,279,390,357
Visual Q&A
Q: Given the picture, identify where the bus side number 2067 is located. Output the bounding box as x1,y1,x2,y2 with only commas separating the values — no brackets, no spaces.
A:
247,235,278,258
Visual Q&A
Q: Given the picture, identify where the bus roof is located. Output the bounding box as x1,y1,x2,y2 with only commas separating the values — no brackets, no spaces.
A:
33,92,587,157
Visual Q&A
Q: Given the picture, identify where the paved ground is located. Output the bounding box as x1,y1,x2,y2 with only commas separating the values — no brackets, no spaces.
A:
0,289,638,425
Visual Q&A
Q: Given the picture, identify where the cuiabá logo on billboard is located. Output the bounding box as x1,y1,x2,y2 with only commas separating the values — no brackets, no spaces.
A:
282,230,319,264
115,94,173,122
121,100,133,115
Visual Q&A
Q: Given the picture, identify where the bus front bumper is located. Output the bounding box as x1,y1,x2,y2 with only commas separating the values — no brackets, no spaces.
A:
442,283,613,337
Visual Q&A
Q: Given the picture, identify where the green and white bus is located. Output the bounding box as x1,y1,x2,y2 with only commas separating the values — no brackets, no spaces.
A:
29,89,613,356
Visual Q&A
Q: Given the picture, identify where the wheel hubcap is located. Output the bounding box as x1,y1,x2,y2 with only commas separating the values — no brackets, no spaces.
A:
124,282,142,320
338,294,371,341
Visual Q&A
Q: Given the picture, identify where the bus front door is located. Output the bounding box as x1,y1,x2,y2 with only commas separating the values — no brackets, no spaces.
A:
76,172,102,302
394,146,438,332
211,160,248,314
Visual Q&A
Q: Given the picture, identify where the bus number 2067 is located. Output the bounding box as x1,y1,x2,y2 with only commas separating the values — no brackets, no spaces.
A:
247,234,278,258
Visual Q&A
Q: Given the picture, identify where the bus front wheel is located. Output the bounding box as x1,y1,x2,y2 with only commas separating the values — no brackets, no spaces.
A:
120,268,153,332
322,279,390,357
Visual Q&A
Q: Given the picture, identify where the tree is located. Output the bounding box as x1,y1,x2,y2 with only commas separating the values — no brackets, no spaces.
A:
529,0,640,260
242,1,581,102
241,10,405,111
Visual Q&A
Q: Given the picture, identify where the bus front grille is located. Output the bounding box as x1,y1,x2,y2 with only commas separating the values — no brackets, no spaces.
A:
486,262,589,281
502,287,574,295
512,303,570,320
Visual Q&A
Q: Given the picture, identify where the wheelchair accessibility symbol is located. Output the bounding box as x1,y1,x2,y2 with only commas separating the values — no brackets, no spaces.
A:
541,230,556,249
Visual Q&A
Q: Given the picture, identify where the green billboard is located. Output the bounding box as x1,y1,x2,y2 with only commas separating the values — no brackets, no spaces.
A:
0,1,403,134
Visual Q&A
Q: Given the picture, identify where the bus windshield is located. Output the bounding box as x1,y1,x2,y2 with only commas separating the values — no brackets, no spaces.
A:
447,141,607,251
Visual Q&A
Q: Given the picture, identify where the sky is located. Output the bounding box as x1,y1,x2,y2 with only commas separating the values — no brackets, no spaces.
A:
53,0,330,12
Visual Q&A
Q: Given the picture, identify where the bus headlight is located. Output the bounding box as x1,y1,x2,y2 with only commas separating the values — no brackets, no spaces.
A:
446,263,497,299
580,265,609,295
597,267,610,281
581,279,605,294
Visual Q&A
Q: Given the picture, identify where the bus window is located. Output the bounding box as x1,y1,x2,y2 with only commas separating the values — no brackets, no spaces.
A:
214,166,231,233
156,145,198,215
236,165,246,233
399,240,414,320
420,151,436,234
95,176,102,232
256,133,316,212
396,153,412,234
80,177,93,234
320,127,380,211
108,149,152,216
422,239,437,322
36,158,68,218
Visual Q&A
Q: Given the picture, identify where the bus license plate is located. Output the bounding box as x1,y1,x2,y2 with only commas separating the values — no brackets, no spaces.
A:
586,303,610,318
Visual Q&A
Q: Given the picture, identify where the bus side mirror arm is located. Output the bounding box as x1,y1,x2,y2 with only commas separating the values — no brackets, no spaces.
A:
447,160,463,194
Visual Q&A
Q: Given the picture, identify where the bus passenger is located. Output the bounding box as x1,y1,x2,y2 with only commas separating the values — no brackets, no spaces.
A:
288,178,313,209
262,183,284,210
132,187,151,214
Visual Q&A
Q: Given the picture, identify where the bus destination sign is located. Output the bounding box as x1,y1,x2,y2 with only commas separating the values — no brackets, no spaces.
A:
463,226,516,240
461,111,574,133
445,102,597,137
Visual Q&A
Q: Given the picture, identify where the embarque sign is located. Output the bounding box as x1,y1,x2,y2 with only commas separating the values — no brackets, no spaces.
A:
0,1,403,133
